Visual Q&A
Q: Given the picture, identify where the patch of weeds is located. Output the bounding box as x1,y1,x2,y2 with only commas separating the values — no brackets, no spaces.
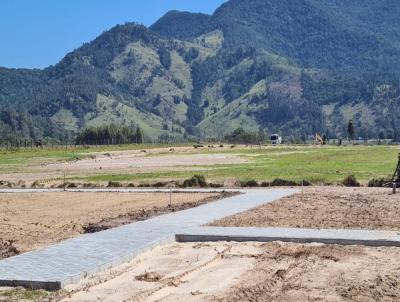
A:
182,175,207,188
152,181,169,187
107,181,122,188
368,178,386,187
342,175,360,187
0,288,50,301
271,178,298,186
241,180,259,187
209,182,223,188
30,180,41,188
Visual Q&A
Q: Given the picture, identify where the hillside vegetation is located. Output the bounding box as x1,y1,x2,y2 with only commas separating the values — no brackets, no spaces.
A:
1,0,400,142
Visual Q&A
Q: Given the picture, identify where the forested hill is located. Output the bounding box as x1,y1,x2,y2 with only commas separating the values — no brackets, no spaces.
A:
1,0,400,143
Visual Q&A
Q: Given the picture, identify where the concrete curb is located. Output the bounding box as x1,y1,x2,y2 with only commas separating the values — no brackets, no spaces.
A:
176,227,400,247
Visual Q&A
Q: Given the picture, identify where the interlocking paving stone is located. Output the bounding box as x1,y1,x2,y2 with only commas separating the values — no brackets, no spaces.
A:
0,188,296,290
176,226,400,247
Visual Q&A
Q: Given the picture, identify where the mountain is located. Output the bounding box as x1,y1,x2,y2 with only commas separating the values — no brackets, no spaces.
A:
1,0,400,142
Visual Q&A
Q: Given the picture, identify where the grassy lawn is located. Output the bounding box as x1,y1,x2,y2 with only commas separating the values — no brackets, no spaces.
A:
208,145,398,183
70,145,399,185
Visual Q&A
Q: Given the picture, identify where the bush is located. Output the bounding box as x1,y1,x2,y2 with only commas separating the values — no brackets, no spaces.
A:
342,175,360,187
300,180,313,186
368,178,386,187
209,183,223,188
271,178,298,186
31,180,40,188
183,175,207,188
241,180,259,187
83,183,95,188
107,181,122,188
66,182,77,188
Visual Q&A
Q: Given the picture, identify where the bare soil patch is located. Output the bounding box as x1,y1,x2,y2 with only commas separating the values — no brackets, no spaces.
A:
2,148,247,184
41,151,245,174
0,192,227,258
11,242,398,302
218,242,400,302
211,187,400,230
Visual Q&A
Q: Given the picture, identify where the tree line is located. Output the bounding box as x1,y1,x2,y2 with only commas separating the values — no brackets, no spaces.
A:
75,124,144,145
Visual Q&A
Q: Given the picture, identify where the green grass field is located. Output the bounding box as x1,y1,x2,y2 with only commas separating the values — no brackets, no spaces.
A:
0,144,398,185
73,145,399,185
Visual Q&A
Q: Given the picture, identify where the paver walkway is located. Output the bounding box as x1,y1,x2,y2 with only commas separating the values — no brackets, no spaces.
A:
0,189,296,290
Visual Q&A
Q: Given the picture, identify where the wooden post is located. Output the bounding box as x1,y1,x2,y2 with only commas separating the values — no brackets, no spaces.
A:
63,172,66,192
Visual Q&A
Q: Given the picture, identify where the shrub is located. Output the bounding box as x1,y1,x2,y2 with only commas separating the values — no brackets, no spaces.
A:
209,183,223,188
83,183,95,188
31,180,40,188
66,182,77,188
183,175,207,188
368,178,386,187
241,180,259,187
300,180,313,186
138,183,151,187
107,181,122,188
271,178,298,186
342,175,360,187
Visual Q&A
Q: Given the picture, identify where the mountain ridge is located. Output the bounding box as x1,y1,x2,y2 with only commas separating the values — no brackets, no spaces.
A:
1,0,400,142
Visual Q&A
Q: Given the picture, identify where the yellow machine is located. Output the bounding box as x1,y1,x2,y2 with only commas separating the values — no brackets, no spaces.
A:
392,153,400,186
315,133,326,145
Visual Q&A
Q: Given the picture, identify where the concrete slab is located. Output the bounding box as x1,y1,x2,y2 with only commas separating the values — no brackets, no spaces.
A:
0,188,297,290
176,227,400,247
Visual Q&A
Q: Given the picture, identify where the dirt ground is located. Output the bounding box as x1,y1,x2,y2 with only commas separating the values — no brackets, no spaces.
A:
0,192,225,258
5,241,398,301
2,147,246,184
211,187,400,230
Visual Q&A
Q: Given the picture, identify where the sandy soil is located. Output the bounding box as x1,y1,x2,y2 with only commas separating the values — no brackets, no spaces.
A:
8,241,398,302
218,242,400,302
211,187,400,230
2,147,247,184
0,192,224,257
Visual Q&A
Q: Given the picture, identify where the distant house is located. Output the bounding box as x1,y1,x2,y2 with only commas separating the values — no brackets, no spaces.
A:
270,134,282,145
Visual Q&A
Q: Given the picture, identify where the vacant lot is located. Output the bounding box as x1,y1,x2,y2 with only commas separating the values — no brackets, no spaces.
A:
4,241,398,301
0,192,224,258
211,187,400,230
0,145,398,186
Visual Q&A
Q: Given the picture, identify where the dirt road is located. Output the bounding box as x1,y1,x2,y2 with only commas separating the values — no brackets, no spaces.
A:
211,187,400,230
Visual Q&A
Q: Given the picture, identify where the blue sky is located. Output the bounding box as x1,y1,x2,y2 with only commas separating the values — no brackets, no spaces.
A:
0,0,226,69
